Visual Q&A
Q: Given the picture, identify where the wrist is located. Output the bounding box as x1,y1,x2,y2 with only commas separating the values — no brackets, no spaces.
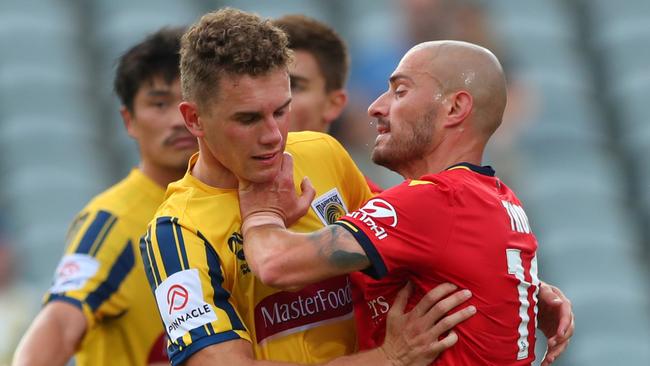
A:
241,212,285,237
378,344,402,366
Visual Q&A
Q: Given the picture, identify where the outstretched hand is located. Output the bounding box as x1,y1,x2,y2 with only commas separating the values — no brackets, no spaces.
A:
381,282,476,366
537,282,574,365
238,152,316,230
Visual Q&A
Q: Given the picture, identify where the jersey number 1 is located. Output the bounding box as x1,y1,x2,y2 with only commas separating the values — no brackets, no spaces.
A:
506,249,539,360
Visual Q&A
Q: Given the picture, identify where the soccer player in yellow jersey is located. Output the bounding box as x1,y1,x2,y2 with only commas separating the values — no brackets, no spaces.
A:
141,8,476,366
14,28,198,366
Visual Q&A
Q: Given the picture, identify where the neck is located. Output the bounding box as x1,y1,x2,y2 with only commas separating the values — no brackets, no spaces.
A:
398,134,486,179
191,144,238,189
139,161,186,188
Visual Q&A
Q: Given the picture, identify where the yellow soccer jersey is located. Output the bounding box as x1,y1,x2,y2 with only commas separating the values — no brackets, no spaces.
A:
44,169,169,366
141,132,373,365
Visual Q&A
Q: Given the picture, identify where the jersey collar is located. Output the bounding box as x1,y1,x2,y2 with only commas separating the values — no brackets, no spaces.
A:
445,162,495,177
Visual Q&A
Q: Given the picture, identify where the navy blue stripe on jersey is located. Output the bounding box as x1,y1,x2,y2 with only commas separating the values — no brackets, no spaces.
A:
75,210,114,255
188,326,209,347
172,218,190,270
155,217,184,276
86,241,135,311
334,220,388,279
199,231,246,331
143,228,162,287
140,235,159,290
446,162,495,176
45,294,84,310
169,330,241,366
206,322,215,335
168,334,187,354
90,215,118,256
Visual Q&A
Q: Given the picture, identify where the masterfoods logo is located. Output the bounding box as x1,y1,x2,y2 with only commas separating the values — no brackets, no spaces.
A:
155,269,218,340
349,198,398,239
254,276,353,343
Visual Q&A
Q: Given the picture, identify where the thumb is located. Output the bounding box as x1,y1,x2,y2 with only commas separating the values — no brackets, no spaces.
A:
298,176,316,207
237,176,253,194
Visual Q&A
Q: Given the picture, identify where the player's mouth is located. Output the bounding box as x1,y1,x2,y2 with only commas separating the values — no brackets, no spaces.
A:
376,118,390,134
170,136,198,149
252,151,280,165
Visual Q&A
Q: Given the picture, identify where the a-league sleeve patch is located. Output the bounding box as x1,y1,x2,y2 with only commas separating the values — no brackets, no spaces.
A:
154,269,218,340
49,254,100,293
311,188,349,226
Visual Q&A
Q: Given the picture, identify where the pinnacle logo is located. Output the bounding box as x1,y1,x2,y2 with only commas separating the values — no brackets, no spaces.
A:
49,254,100,293
312,188,348,226
155,269,218,340
167,284,189,314
59,262,80,278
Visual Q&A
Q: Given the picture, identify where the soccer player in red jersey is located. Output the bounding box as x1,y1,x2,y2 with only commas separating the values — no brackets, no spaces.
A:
238,40,574,365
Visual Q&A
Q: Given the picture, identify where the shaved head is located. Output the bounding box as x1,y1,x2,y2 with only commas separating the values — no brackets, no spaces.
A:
403,40,507,136
368,40,508,178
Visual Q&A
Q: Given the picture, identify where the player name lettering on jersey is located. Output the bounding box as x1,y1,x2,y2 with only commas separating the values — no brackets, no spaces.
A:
254,276,353,343
501,201,531,234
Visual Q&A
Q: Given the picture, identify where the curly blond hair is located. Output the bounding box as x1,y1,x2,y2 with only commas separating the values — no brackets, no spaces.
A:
180,8,292,108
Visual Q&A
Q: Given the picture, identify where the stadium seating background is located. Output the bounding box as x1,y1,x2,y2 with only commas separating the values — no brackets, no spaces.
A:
0,0,648,364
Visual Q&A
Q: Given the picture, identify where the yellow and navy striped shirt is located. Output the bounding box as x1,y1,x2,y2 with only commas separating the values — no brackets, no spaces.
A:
141,132,373,365
45,169,169,365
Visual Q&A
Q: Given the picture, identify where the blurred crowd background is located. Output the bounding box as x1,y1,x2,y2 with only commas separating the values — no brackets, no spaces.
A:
0,0,649,364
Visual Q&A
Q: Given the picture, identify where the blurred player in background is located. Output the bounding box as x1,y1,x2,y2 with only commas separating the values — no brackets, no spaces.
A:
13,27,198,366
141,8,475,366
237,40,574,365
273,14,383,193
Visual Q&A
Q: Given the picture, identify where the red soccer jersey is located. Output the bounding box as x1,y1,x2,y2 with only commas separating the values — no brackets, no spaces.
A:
365,176,383,194
336,163,539,365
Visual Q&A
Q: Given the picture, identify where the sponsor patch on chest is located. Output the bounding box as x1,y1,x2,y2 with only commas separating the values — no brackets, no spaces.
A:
253,276,353,343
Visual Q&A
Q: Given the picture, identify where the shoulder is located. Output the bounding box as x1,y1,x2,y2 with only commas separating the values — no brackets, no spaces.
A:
287,131,346,156
85,172,161,221
380,175,455,203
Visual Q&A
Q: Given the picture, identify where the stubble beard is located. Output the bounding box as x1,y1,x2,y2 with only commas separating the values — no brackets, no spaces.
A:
371,108,435,174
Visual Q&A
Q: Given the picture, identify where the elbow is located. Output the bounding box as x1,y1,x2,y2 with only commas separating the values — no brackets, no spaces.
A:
249,255,304,291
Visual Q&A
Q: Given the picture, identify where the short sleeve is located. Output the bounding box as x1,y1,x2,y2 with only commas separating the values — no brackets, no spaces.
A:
44,209,136,328
140,216,250,366
335,181,455,279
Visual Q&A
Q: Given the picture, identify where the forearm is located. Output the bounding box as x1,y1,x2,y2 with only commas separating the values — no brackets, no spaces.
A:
13,302,86,366
244,224,369,289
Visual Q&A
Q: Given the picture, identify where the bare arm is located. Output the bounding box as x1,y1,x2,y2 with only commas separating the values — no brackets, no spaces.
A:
238,153,367,289
13,301,87,366
186,283,475,366
244,223,368,290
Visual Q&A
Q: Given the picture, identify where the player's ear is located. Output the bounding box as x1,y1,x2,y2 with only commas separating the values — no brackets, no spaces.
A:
443,90,472,128
179,101,204,138
323,89,348,125
120,106,137,138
